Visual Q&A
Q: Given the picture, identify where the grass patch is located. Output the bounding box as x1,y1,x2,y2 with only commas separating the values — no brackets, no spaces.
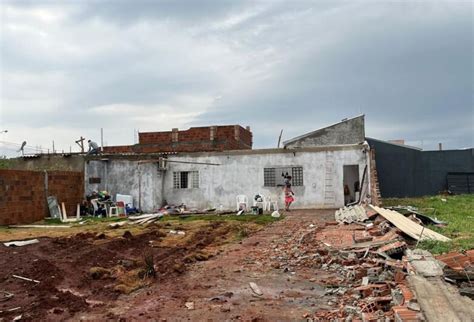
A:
162,214,283,225
383,194,474,254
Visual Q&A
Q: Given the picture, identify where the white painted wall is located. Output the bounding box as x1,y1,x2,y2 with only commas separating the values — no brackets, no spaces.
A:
163,146,369,210
84,146,370,211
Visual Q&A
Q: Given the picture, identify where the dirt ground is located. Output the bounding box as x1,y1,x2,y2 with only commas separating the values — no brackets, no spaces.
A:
0,210,338,321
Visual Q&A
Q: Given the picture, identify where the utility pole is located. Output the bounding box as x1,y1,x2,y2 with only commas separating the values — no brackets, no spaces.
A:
52,140,55,154
75,136,85,153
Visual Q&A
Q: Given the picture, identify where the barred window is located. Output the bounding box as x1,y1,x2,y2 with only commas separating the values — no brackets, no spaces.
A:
291,167,304,186
264,166,303,187
173,171,199,189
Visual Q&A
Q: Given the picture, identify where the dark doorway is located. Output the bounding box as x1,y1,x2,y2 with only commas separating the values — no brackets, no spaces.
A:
343,165,360,205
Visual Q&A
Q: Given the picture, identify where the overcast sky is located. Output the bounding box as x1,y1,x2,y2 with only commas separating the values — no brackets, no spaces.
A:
0,0,472,155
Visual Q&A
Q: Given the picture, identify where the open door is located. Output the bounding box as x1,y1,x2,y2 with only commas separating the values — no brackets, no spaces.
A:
343,165,360,205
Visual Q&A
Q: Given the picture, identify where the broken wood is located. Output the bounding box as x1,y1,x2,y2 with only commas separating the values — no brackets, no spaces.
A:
249,282,263,296
12,275,40,283
0,291,14,302
0,306,21,314
8,225,71,229
3,239,39,247
369,205,450,242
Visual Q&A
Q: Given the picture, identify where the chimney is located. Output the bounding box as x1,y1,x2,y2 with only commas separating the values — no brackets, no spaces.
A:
171,128,179,142
438,142,443,151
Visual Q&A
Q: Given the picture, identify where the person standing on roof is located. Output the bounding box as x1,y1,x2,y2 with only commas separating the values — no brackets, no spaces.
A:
87,140,100,155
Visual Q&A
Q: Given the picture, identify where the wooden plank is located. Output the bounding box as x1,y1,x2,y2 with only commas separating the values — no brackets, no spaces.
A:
369,205,450,242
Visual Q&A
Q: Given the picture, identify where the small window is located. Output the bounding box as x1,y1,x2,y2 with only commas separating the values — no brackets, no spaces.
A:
89,177,101,184
173,171,199,189
264,166,303,187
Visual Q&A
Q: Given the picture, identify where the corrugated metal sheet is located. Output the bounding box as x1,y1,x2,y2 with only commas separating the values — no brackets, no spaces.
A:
369,205,451,242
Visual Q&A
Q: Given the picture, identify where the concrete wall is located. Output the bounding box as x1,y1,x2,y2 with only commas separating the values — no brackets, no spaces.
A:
284,115,365,148
2,155,84,172
85,160,163,211
163,147,369,209
84,146,369,211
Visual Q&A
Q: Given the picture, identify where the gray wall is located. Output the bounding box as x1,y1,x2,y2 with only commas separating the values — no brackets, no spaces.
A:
284,115,365,148
367,138,474,197
85,160,163,211
84,147,369,211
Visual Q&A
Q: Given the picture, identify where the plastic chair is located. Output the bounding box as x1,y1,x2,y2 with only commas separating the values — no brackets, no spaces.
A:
90,199,99,216
108,206,119,217
116,201,127,216
266,196,279,212
236,195,248,211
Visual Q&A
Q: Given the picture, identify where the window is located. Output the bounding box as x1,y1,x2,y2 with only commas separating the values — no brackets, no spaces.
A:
173,171,199,189
263,166,303,187
89,177,101,184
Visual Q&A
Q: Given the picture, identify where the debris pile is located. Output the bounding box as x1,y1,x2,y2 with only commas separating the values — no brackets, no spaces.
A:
263,204,455,321
436,250,474,299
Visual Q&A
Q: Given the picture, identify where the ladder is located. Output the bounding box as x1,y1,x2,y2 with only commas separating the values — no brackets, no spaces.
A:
324,151,336,206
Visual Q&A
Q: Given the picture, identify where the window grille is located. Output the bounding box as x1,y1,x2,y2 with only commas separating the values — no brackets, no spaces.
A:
173,171,199,189
264,166,303,187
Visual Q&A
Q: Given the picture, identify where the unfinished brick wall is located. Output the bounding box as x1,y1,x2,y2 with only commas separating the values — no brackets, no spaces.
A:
47,171,84,218
0,170,45,225
0,169,84,225
102,125,253,154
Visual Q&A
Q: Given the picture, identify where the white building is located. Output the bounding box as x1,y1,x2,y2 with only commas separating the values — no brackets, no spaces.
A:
85,115,372,211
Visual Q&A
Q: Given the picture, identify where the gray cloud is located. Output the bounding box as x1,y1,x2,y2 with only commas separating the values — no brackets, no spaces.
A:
0,0,472,156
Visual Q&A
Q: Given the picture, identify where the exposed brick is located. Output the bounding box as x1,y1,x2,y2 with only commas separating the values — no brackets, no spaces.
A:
103,125,253,154
0,169,83,225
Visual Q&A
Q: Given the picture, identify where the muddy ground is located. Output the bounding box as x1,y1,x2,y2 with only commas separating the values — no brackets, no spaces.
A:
0,210,336,321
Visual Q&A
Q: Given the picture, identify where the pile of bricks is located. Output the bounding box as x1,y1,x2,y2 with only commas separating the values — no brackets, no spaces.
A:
0,169,83,225
251,206,431,321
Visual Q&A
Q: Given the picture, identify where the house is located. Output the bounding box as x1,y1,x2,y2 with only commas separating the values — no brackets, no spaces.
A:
85,117,372,211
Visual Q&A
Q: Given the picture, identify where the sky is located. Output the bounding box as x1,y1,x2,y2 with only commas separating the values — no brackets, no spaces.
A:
0,0,472,156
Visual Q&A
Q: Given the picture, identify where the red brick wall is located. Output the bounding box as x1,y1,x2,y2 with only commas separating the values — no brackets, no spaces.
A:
0,169,84,225
0,170,45,225
102,125,253,154
48,171,84,219
102,145,134,153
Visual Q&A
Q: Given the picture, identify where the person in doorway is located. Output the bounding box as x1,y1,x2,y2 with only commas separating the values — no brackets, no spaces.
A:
87,140,100,155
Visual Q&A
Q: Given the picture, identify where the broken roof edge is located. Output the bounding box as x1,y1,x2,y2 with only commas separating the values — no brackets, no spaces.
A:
282,114,365,146
366,137,423,151
84,143,366,160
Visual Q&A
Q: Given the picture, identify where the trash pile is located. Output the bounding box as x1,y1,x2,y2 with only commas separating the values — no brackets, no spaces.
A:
264,204,454,321
436,250,474,299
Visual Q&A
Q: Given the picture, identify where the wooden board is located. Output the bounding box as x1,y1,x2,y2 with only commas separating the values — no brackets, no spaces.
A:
369,205,450,242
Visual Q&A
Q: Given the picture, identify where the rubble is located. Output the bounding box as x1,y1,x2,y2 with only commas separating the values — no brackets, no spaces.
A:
253,204,453,320
335,205,368,223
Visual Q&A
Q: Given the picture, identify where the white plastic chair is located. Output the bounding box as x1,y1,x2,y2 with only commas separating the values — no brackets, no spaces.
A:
108,206,119,217
236,195,249,211
90,199,99,216
266,196,279,212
